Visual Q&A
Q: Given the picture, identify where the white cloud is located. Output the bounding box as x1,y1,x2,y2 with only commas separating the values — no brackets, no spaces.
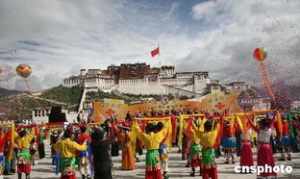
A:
192,1,217,20
185,0,300,87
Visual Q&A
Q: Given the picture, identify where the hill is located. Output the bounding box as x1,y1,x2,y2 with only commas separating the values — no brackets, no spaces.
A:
40,85,83,105
0,94,56,120
0,87,21,97
0,85,83,120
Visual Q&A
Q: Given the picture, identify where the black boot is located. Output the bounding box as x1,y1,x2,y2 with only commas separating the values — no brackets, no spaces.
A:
3,170,8,175
18,173,22,179
163,171,169,179
190,168,195,177
52,157,55,165
25,174,30,179
82,175,86,179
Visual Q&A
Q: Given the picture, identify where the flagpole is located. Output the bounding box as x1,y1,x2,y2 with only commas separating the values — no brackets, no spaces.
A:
157,42,162,102
158,42,162,67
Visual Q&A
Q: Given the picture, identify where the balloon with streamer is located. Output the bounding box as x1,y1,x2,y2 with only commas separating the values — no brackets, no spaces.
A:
16,64,32,91
253,48,267,62
252,48,275,101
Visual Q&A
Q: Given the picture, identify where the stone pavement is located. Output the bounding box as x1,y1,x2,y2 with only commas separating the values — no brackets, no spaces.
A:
3,145,300,179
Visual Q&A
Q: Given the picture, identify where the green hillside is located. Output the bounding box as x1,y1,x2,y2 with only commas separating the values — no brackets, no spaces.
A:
40,85,83,105
0,85,83,120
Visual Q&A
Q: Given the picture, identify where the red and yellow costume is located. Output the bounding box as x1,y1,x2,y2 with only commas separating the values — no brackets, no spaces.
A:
78,130,92,177
222,119,236,146
239,116,254,167
280,119,291,160
133,120,168,179
15,131,35,175
196,120,221,179
182,117,193,161
54,138,87,179
187,118,205,176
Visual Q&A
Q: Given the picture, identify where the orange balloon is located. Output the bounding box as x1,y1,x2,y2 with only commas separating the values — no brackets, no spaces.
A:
16,64,32,78
253,48,267,62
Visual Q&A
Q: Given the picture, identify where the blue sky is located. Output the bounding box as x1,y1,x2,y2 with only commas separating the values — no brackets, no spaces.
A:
0,0,299,90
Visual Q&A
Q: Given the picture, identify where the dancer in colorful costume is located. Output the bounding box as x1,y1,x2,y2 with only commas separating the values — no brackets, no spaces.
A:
4,127,15,175
221,119,236,164
158,122,169,179
170,111,178,146
78,125,92,179
249,115,277,179
183,116,193,166
15,129,34,179
29,138,38,166
117,125,136,170
239,115,254,169
37,128,46,159
280,116,291,161
196,118,221,179
133,119,169,179
54,127,87,179
50,130,60,165
188,116,203,177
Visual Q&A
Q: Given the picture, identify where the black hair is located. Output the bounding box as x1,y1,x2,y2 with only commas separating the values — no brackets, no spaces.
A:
91,127,105,142
80,126,87,133
259,118,271,129
204,120,213,131
156,122,164,132
125,112,132,121
19,130,27,137
145,123,155,134
64,128,73,138
100,121,109,132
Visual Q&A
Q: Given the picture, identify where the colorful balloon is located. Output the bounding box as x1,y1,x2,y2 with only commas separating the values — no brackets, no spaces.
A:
253,48,267,62
16,64,32,78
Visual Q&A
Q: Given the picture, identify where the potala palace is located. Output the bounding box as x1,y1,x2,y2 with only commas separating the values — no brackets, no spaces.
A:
63,63,210,97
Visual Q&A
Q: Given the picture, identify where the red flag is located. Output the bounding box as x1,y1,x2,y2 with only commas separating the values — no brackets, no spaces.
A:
151,47,159,57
